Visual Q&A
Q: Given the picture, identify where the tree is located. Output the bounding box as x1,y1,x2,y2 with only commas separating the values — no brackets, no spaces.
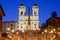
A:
51,11,57,18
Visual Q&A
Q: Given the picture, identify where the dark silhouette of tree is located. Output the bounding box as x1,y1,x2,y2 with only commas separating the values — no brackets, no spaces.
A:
46,11,57,25
51,11,57,18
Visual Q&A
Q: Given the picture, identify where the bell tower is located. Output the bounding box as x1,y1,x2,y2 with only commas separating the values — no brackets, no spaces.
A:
18,4,26,30
19,4,26,16
32,4,40,30
32,4,39,16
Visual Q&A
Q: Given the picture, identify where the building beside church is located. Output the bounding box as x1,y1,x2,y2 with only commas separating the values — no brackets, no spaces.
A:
0,4,5,40
2,21,18,33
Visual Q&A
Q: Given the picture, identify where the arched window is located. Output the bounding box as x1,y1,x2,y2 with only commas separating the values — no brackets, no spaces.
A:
21,12,23,15
11,24,13,26
34,24,36,28
17,26,19,28
11,24,13,29
34,11,36,15
21,24,22,28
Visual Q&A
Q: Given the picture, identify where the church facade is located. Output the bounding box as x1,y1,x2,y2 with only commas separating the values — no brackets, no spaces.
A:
18,4,40,30
2,4,40,33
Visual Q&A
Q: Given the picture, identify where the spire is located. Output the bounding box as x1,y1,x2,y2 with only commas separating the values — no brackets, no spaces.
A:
28,7,30,25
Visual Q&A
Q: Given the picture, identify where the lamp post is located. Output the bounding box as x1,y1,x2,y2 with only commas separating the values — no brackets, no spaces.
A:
44,29,47,40
22,30,24,33
50,29,57,40
10,30,14,40
42,32,44,40
11,30,14,33
6,27,10,33
6,27,12,39
6,27,15,40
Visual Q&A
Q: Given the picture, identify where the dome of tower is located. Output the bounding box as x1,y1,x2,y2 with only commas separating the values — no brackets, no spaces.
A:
20,3,24,6
34,4,38,6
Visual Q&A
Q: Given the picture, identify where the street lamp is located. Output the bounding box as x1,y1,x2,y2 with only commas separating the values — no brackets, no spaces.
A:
16,31,19,34
44,29,48,40
6,27,10,33
22,30,24,33
44,29,47,33
58,32,60,36
53,35,56,38
42,32,44,34
41,32,45,40
12,30,14,33
7,27,10,31
50,30,54,33
10,29,15,40
53,28,56,31
58,27,60,31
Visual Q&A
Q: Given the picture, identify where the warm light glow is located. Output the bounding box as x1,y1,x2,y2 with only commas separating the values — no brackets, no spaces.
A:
39,28,41,30
22,30,24,32
44,29,47,33
53,35,56,38
53,28,56,31
7,35,12,38
50,30,53,33
16,31,19,34
58,32,60,36
12,30,14,33
7,27,10,31
42,32,44,34
58,28,60,30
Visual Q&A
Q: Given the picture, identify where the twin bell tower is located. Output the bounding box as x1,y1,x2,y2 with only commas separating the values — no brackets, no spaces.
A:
18,4,40,31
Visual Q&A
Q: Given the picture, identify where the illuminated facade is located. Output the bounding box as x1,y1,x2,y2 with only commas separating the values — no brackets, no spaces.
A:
2,21,18,33
2,4,40,33
18,4,40,30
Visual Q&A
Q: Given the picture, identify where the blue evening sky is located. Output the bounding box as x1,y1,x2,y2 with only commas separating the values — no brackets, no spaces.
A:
0,0,60,26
